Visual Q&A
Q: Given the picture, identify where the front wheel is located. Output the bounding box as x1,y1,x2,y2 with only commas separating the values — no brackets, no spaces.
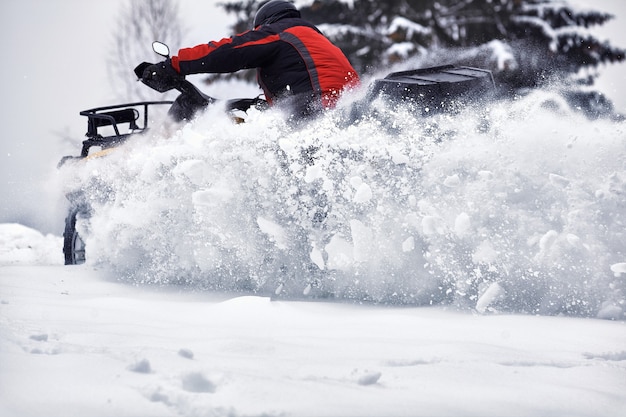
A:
63,206,88,265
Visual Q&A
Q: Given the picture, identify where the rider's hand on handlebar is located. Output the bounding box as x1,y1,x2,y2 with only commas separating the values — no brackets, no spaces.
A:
140,59,182,93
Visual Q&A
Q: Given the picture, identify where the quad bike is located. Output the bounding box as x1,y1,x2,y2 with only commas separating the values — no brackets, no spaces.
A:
60,41,495,265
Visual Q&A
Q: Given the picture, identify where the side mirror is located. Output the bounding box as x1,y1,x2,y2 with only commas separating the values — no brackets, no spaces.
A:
152,41,170,58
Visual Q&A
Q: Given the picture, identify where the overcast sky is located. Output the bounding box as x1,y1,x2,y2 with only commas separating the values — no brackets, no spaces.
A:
0,0,231,233
0,0,624,234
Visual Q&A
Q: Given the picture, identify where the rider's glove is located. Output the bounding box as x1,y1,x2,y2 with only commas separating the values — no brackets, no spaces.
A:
141,59,181,93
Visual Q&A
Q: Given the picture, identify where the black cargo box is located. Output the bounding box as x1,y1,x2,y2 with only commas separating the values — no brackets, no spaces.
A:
369,65,495,113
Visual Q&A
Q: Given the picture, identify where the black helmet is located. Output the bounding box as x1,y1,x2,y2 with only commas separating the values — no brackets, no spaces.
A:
253,0,300,28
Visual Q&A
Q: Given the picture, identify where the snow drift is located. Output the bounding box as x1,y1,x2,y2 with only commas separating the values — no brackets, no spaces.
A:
56,88,626,319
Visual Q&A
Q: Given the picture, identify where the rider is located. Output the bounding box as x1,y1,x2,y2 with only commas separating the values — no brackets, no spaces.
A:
143,0,360,118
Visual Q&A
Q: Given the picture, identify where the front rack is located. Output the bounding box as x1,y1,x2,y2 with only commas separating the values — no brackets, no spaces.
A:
78,101,173,157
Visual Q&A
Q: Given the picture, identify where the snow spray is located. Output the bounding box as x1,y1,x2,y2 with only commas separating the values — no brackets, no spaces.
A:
58,88,626,318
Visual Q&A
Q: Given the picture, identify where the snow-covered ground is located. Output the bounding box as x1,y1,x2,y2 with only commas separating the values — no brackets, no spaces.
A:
1,224,625,417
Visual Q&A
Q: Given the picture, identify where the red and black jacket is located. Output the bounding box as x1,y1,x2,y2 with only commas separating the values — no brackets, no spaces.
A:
171,18,360,113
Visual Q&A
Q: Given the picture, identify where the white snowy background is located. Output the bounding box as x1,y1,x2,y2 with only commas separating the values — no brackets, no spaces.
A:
1,1,625,416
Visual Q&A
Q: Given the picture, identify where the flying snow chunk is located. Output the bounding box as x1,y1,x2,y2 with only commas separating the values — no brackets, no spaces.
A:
172,159,207,185
353,183,373,204
388,147,410,164
402,236,415,252
421,216,440,235
566,233,583,248
597,301,623,320
257,217,288,250
350,176,363,188
304,164,324,183
476,282,506,314
478,170,494,180
325,234,354,271
192,187,234,207
610,263,626,277
549,173,570,188
310,242,325,270
472,241,498,264
404,212,420,229
539,230,559,253
443,174,461,188
454,212,471,237
350,219,374,262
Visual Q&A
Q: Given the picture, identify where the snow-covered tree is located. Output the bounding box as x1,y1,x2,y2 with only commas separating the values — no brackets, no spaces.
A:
221,0,624,117
108,0,183,101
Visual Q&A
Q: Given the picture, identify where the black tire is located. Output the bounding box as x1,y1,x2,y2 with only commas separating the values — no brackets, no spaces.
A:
63,206,88,265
